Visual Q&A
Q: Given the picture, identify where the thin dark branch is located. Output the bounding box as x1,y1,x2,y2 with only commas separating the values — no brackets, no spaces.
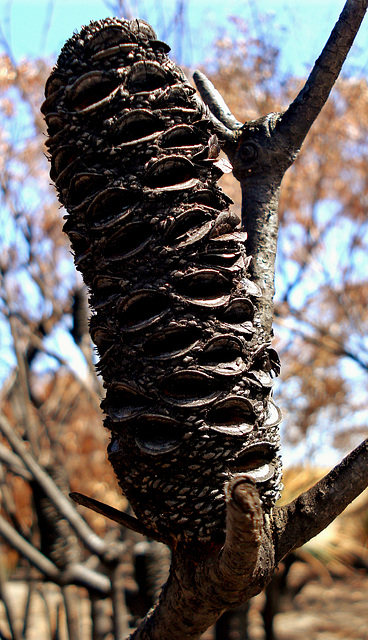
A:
274,437,368,563
70,491,170,544
278,0,368,150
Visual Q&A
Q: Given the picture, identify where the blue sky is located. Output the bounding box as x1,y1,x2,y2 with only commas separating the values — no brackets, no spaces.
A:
1,0,367,77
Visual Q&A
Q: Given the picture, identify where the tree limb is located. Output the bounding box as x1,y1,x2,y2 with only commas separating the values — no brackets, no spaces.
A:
191,2,368,339
62,563,111,594
0,413,112,559
0,560,24,640
130,478,272,640
218,479,263,588
0,514,61,581
0,444,32,481
278,0,368,150
193,70,242,136
274,437,368,563
0,512,112,593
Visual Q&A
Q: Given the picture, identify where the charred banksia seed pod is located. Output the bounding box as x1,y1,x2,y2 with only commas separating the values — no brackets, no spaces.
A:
43,17,282,545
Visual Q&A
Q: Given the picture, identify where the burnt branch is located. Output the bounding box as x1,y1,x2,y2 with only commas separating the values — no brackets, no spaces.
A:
0,514,60,581
191,0,368,334
278,0,368,150
274,437,368,563
219,478,263,585
70,491,168,542
0,413,112,559
130,478,271,640
193,70,242,137
0,512,112,592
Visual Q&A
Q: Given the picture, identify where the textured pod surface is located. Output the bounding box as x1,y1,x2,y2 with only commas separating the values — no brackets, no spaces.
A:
43,17,282,545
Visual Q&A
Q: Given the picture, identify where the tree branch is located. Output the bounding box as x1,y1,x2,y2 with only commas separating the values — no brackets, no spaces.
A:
0,512,112,593
218,479,263,588
193,70,242,136
70,491,167,542
0,560,24,640
0,444,33,481
274,437,368,563
278,0,368,150
0,514,61,581
62,563,111,594
0,413,112,559
190,2,368,339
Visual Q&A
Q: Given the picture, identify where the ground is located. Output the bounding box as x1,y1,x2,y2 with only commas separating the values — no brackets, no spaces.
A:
251,573,368,640
0,572,367,639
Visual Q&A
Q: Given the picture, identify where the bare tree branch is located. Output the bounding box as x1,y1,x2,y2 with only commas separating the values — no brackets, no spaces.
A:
0,511,112,593
61,585,81,640
0,413,112,559
191,2,368,337
70,491,166,542
0,560,23,640
130,478,271,640
193,70,242,134
0,443,32,480
278,0,368,150
110,563,130,639
62,563,111,594
219,479,263,587
0,514,60,581
274,437,368,563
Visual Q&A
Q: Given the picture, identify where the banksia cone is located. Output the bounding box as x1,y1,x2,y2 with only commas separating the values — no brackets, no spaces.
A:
42,18,282,545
